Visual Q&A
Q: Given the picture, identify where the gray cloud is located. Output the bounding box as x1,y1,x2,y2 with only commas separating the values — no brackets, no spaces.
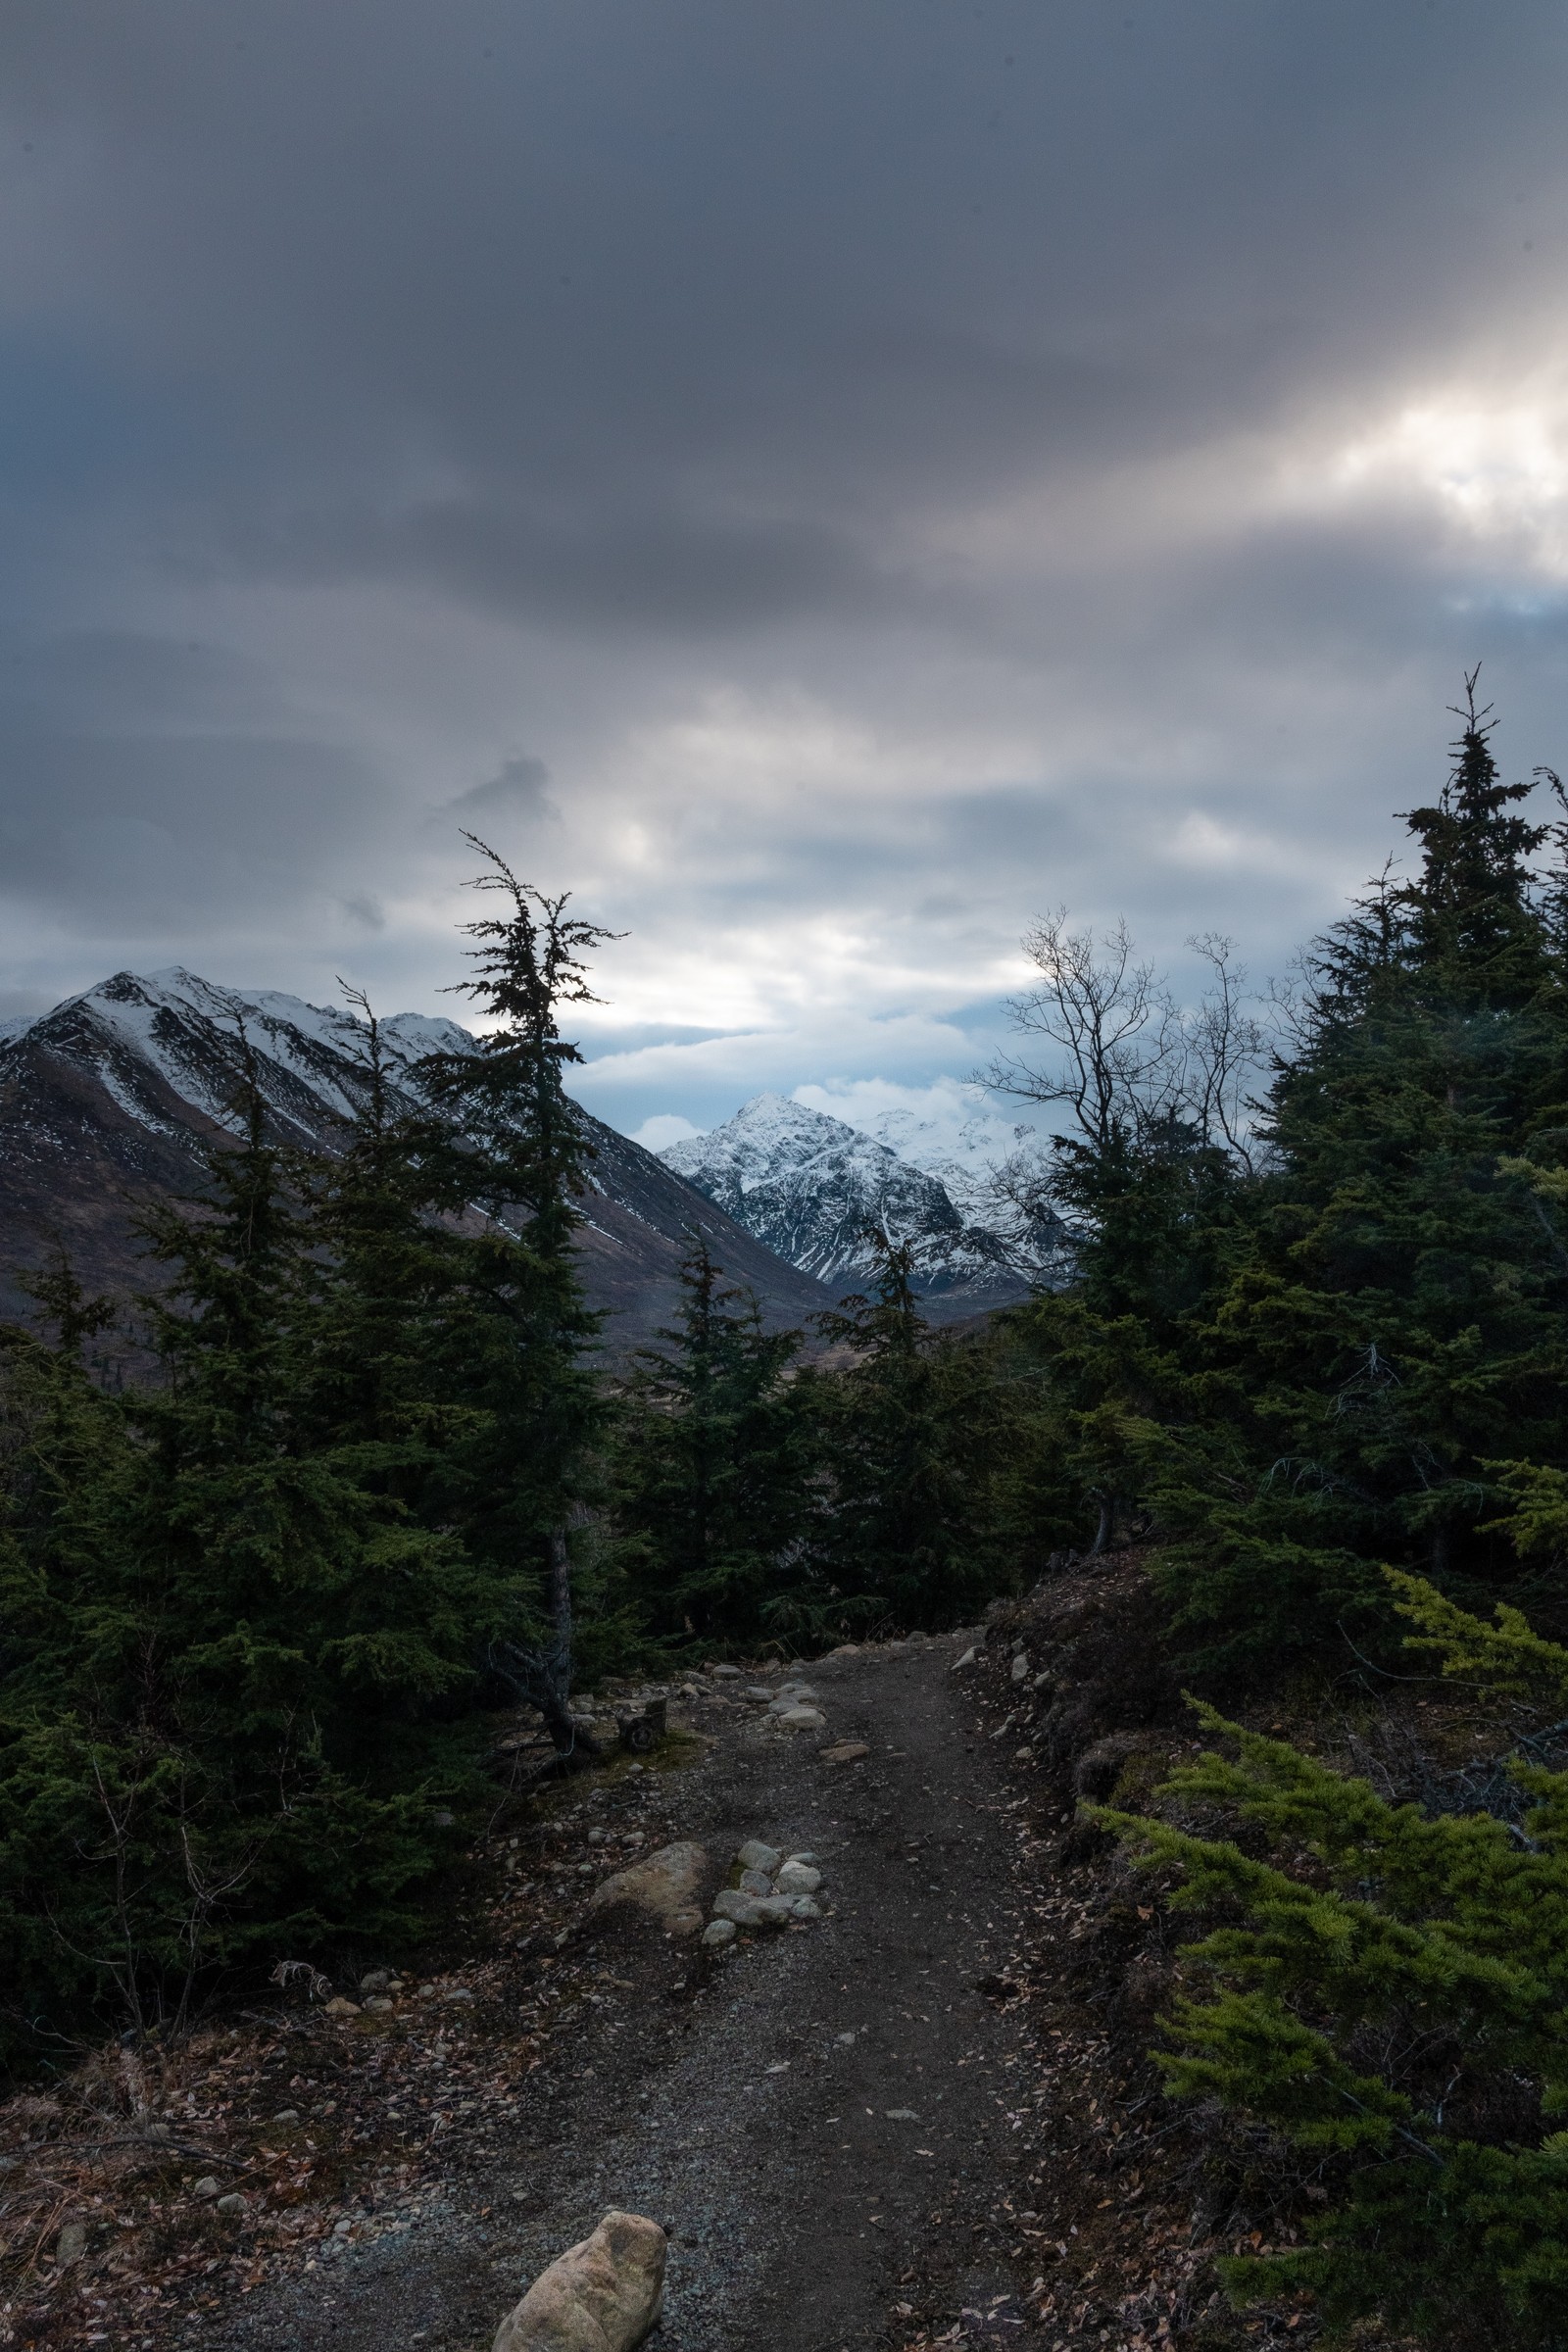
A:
442,754,558,825
0,0,1566,1122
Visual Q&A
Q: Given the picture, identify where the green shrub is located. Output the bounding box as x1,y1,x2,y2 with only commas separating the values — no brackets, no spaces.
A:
1103,1571,1568,2345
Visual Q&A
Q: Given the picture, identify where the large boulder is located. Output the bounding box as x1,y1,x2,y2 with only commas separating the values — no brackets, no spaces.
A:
585,1841,709,1939
493,2211,666,2352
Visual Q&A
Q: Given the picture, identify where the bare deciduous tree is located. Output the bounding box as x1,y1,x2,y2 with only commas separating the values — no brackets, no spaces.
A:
984,908,1266,1170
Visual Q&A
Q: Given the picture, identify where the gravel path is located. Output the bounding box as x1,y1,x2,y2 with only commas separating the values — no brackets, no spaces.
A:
213,1635,1033,2352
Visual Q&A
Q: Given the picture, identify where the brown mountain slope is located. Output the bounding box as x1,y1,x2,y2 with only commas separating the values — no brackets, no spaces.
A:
0,968,830,1353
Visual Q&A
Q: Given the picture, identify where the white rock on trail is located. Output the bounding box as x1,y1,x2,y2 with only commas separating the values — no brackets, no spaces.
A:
702,1918,738,1948
774,1704,827,1729
1009,1650,1031,1682
492,2210,666,2352
952,1646,977,1671
736,1840,783,1874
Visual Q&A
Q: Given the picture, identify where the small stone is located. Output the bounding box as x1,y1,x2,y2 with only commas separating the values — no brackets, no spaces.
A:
819,1740,869,1765
738,1868,774,1896
736,1840,783,1874
1009,1650,1030,1683
885,2108,919,2122
588,1828,610,1844
749,1895,797,1928
323,1996,361,2018
55,2223,87,2266
192,2177,220,2199
271,2109,301,2126
710,1889,768,1928
429,1808,456,1827
785,1850,819,1866
365,1996,394,2013
826,1642,860,1656
774,1704,827,1728
775,1861,821,1895
215,2192,248,2214
702,1918,738,1948
360,1968,393,1993
1013,1746,1034,1763
709,1663,742,1680
443,1985,475,2003
952,1645,978,1671
791,1896,823,1920
744,1687,773,1700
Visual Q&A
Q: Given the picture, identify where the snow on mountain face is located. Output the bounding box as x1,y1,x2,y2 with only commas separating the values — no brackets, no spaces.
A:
0,972,828,1348
661,1092,1039,1306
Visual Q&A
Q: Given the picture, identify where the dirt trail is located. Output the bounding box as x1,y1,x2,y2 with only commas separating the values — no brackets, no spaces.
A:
214,1636,1036,2352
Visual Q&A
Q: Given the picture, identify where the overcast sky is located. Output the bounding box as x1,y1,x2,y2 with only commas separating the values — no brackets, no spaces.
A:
3,1,1568,1147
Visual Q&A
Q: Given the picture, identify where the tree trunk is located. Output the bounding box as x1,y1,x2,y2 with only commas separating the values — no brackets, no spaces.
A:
487,1518,602,1770
1088,1494,1114,1556
539,1523,598,1760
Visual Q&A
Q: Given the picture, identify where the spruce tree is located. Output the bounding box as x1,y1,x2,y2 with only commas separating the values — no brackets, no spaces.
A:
1104,1572,1568,2347
615,1232,814,1643
809,1235,1014,1627
413,838,618,1759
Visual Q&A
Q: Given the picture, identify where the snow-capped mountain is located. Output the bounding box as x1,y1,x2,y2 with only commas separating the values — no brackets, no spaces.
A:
660,1093,1055,1315
0,970,829,1348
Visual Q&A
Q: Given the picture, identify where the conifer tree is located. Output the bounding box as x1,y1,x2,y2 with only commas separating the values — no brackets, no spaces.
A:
809,1235,1013,1626
1104,1572,1568,2346
413,838,618,1759
615,1232,813,1642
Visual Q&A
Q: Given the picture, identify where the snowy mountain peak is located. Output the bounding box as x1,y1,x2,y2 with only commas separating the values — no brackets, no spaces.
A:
0,969,828,1346
670,1092,920,1205
662,1092,1037,1305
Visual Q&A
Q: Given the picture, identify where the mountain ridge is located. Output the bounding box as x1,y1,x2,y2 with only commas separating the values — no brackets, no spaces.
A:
661,1090,1062,1315
0,970,831,1351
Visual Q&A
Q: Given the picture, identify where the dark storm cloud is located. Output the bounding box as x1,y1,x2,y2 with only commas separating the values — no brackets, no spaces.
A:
1,0,1567,1094
4,0,1565,605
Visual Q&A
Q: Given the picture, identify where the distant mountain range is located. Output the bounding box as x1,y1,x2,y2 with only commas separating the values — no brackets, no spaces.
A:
661,1093,1069,1315
0,969,829,1350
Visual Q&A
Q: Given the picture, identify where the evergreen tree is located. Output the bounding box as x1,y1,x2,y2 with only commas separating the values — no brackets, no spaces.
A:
413,838,619,1758
1000,686,1568,1664
0,1049,480,2051
1104,1571,1568,2347
615,1233,816,1643
808,1235,1015,1627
